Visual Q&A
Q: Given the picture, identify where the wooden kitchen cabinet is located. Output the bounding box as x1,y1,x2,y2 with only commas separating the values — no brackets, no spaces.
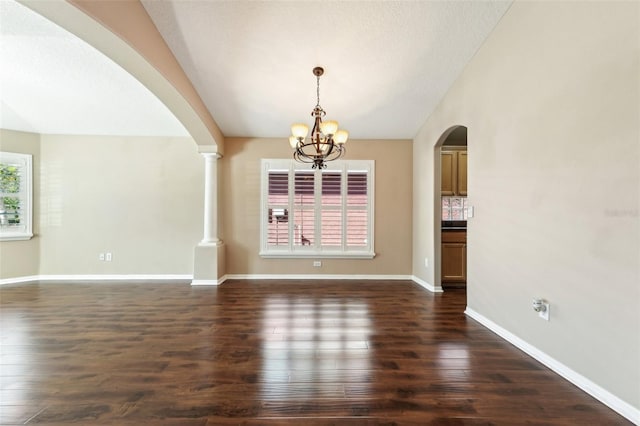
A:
442,230,466,286
441,151,456,196
441,150,467,196
457,151,467,196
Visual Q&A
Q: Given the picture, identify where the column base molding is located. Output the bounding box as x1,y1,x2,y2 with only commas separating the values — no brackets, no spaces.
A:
198,240,223,247
192,242,226,285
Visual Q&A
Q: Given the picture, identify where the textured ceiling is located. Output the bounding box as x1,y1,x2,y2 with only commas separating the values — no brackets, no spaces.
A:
141,0,512,139
0,0,512,140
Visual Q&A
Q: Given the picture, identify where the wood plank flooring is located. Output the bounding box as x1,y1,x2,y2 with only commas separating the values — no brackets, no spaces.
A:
0,280,630,425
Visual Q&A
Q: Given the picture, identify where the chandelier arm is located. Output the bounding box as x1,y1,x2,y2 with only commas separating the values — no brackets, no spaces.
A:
311,113,322,154
293,149,315,164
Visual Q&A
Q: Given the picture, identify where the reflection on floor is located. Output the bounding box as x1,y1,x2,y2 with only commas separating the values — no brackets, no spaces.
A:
0,280,630,425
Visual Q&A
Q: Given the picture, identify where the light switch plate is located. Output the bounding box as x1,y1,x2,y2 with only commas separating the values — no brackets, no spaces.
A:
467,206,474,218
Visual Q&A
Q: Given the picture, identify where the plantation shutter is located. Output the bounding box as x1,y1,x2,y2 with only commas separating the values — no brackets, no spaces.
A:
321,172,342,247
266,171,289,246
261,159,374,258
346,172,368,248
293,171,315,246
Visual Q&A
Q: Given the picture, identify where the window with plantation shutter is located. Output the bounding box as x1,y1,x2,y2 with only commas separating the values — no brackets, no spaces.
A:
0,152,33,241
261,159,374,258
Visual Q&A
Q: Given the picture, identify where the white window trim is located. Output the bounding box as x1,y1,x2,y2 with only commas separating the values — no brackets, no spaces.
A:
260,159,375,259
0,152,33,241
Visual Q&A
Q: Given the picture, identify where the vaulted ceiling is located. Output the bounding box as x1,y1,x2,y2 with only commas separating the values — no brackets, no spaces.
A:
0,0,512,140
0,0,187,137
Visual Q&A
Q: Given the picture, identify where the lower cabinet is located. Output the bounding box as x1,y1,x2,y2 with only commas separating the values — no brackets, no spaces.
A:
442,230,466,287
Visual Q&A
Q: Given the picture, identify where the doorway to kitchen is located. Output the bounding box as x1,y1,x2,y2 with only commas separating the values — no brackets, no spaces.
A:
434,126,467,292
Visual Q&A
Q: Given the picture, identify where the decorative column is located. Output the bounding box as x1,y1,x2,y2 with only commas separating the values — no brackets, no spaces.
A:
201,152,221,245
192,147,226,285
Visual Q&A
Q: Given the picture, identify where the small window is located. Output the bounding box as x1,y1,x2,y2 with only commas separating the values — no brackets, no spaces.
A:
0,152,33,241
261,159,375,258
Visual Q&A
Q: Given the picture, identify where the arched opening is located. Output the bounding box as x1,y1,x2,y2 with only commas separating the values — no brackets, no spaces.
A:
433,125,467,292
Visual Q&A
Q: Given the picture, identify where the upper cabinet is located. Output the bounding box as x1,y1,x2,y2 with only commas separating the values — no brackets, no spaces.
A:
441,150,467,196
457,151,467,196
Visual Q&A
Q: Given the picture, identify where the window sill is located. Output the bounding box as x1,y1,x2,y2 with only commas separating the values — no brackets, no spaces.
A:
260,251,375,259
0,232,34,242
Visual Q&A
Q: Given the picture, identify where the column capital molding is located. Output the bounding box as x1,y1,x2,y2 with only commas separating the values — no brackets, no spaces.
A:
198,145,222,158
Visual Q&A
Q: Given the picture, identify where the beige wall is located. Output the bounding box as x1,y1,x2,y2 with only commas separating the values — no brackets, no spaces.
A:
413,0,639,410
0,129,40,279
38,135,204,275
222,137,413,276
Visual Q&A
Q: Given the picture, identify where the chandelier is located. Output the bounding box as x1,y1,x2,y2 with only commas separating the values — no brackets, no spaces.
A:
289,67,348,169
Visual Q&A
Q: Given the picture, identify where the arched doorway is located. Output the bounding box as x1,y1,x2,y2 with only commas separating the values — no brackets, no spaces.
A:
434,126,467,291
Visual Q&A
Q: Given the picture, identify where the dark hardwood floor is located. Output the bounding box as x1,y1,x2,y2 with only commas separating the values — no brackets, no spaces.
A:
0,280,630,425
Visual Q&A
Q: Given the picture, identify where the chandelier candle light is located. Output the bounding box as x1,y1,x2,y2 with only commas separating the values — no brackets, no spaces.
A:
289,67,348,169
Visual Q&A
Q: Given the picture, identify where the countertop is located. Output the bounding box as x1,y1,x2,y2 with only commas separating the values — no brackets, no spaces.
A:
442,221,467,231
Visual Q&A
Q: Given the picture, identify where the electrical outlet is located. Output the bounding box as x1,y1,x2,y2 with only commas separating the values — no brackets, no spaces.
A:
99,253,105,261
105,252,112,262
539,302,550,321
533,299,550,321
313,261,321,267
424,257,429,268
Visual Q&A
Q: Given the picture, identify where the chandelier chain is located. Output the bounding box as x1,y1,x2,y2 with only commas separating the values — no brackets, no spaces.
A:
316,74,321,108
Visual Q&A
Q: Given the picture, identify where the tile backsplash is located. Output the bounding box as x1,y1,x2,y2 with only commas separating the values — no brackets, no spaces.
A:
442,197,468,220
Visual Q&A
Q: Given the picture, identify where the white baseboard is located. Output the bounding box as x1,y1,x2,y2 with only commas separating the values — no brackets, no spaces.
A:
39,274,193,282
465,308,640,425
411,275,443,293
1,274,192,285
2,274,413,287
0,275,40,285
223,274,413,281
191,277,226,286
